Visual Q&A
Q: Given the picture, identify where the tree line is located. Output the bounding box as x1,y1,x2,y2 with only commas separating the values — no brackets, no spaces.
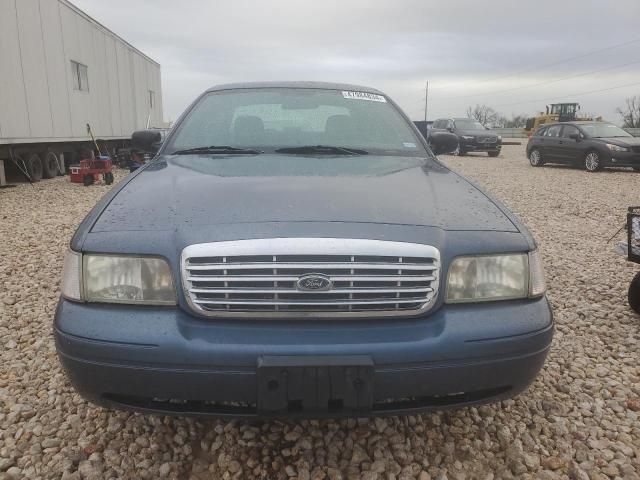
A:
466,95,640,128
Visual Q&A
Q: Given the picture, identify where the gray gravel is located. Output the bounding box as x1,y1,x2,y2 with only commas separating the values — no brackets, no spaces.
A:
1,145,639,480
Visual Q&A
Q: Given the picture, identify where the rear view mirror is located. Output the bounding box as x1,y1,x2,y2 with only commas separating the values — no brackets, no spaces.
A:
132,130,163,154
430,132,459,155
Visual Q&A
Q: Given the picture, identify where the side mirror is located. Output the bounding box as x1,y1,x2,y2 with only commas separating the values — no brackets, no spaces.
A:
569,133,581,141
132,130,163,154
430,132,459,155
447,127,455,133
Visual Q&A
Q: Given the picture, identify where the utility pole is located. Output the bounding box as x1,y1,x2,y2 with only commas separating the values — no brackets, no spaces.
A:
424,81,429,122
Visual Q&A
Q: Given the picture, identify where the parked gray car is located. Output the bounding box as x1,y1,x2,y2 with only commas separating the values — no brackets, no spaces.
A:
55,82,552,418
526,121,640,172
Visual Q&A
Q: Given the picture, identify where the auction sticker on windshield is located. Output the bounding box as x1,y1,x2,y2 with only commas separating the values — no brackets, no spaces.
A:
342,91,387,102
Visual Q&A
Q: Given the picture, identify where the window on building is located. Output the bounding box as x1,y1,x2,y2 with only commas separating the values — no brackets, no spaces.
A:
149,90,156,109
71,61,89,92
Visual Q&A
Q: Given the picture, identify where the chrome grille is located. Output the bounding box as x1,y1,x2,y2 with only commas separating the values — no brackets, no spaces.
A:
478,136,497,144
181,238,440,318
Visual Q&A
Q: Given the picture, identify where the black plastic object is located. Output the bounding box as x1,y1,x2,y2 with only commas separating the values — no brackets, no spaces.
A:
132,130,163,154
629,272,640,314
628,207,640,264
257,356,373,416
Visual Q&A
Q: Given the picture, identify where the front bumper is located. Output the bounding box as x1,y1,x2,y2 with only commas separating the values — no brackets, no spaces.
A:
460,139,502,152
54,297,553,418
609,150,640,167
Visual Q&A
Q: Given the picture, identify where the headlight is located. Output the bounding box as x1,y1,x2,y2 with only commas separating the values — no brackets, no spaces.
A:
446,251,545,303
498,135,502,141
83,255,176,304
528,250,546,297
61,250,83,301
606,143,629,152
61,251,176,305
461,135,475,140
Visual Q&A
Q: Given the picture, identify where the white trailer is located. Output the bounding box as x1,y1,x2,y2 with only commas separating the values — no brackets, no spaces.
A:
0,0,163,183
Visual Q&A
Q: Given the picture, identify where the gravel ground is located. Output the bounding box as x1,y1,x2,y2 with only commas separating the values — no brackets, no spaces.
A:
1,145,639,480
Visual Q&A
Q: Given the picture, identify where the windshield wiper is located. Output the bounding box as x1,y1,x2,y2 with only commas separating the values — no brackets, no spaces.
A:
275,145,369,155
170,145,262,155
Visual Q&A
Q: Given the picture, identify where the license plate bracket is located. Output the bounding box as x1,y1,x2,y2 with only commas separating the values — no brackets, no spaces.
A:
257,356,374,415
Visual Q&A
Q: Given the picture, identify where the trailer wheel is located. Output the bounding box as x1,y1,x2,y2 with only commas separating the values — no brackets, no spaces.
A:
104,172,114,185
629,272,640,314
83,174,94,186
41,152,59,179
26,153,43,181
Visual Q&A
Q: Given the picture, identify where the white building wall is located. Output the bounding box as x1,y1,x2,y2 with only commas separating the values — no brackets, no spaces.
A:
0,0,163,145
40,0,74,138
0,0,31,139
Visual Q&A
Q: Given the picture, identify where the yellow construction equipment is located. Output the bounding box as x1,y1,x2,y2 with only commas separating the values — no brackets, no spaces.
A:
524,103,601,135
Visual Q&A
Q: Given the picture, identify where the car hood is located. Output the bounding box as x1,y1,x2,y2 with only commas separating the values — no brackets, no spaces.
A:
594,136,640,146
91,154,517,233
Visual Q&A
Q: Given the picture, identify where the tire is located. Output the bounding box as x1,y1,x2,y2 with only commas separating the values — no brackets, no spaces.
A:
584,150,602,172
453,142,466,156
104,172,114,185
26,153,43,181
629,272,640,314
529,149,544,167
41,152,59,179
83,174,94,186
488,151,500,157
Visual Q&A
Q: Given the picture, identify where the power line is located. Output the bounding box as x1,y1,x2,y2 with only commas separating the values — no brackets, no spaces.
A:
491,81,640,109
446,58,640,100
435,36,640,92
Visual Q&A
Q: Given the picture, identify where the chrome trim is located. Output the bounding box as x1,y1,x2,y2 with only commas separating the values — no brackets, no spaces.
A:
186,274,436,282
186,262,438,271
190,287,433,294
194,298,428,306
181,238,441,318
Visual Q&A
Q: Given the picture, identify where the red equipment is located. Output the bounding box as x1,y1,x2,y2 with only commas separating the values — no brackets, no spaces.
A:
69,156,114,186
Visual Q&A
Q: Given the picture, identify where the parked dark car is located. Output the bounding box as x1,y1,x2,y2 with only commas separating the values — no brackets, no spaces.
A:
429,118,502,157
55,82,552,418
526,121,640,172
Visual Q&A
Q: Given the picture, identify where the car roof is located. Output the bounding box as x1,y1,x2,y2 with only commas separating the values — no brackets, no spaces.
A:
539,121,612,128
432,118,475,122
205,81,385,95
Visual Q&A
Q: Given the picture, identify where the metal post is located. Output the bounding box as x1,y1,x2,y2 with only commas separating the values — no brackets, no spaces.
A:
0,160,6,187
424,81,429,122
58,153,66,174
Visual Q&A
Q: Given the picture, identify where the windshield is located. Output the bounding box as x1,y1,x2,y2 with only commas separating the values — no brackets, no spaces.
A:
454,119,485,130
580,123,631,138
166,88,426,156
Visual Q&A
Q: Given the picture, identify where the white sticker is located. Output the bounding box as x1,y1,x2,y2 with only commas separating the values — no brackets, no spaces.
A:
342,91,387,102
403,142,417,148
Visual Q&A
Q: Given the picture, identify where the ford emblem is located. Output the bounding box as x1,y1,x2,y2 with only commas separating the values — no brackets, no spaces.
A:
296,274,333,292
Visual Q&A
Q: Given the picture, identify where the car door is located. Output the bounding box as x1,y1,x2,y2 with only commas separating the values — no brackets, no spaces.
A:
557,125,583,163
541,125,563,160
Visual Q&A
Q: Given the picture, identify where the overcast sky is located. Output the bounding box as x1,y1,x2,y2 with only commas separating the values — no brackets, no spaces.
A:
73,0,640,125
